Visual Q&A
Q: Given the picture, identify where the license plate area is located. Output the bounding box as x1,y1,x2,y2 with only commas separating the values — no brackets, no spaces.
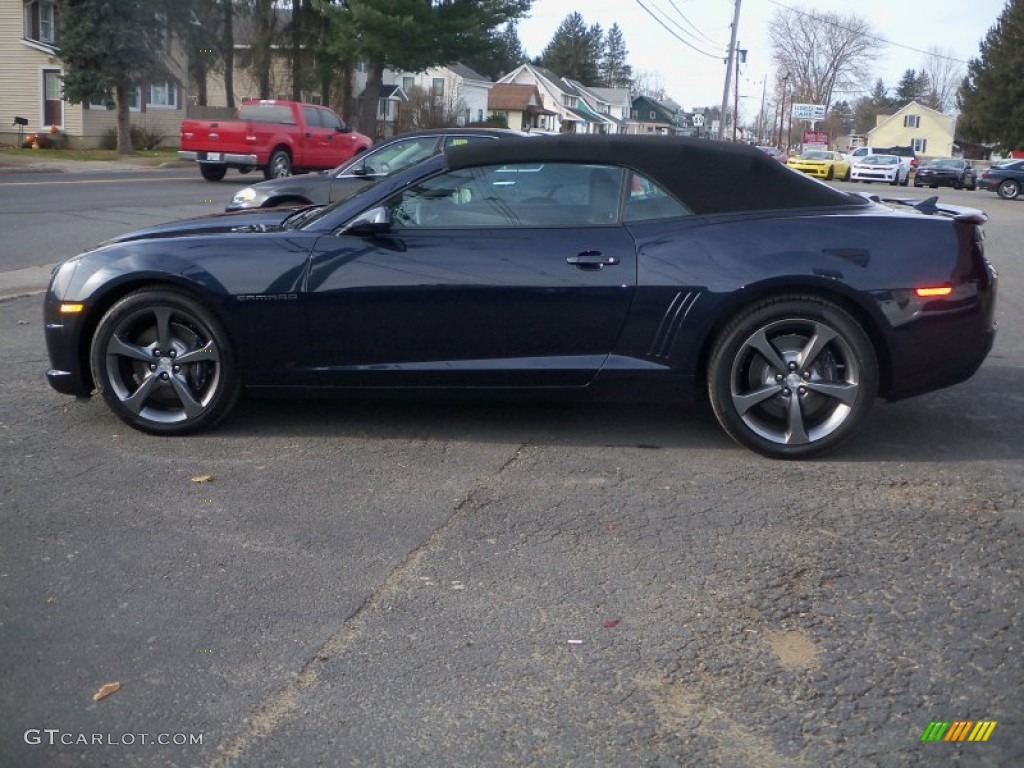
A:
204,152,223,162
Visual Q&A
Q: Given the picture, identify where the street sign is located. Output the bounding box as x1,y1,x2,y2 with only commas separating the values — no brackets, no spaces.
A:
711,119,720,133
692,113,705,127
791,103,827,121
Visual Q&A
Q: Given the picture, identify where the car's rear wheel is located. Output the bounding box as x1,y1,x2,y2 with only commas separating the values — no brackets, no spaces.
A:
707,296,878,459
90,289,241,435
199,163,227,182
998,179,1020,199
264,150,292,179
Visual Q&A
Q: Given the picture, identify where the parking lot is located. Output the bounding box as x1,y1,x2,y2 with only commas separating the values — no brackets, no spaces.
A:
1,170,1021,766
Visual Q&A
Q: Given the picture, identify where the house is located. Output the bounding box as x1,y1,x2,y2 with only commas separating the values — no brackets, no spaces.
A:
631,95,680,135
566,81,632,134
867,100,957,159
498,64,610,134
382,64,491,135
1,0,188,148
487,83,554,131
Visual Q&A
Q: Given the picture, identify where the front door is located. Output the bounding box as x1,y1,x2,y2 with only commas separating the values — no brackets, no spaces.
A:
305,161,638,387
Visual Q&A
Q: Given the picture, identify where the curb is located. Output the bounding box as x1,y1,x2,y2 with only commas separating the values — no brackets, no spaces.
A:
0,264,56,301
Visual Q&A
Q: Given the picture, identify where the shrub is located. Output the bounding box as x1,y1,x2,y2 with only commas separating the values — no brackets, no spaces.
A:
99,125,165,151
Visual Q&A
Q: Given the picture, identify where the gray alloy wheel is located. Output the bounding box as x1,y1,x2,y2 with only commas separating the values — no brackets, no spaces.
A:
90,289,241,435
998,179,1020,199
708,296,878,459
265,149,292,179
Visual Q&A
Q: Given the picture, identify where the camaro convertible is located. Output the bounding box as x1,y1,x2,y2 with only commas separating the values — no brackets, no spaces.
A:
786,149,851,181
44,136,997,458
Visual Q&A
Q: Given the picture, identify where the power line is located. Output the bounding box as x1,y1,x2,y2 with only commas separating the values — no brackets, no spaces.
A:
664,0,724,47
633,0,723,59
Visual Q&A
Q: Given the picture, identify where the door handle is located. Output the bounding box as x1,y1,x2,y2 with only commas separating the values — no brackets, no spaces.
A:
567,251,619,269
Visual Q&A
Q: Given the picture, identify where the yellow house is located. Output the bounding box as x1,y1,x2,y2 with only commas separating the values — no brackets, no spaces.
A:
867,100,956,160
1,0,188,148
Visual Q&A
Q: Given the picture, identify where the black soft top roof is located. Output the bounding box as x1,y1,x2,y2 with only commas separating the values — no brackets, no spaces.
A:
445,134,865,215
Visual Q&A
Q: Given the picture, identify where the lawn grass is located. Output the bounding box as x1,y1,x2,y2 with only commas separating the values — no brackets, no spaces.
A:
0,147,179,162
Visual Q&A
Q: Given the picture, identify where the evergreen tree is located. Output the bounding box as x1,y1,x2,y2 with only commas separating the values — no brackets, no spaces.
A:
56,0,194,153
326,0,531,137
958,0,1024,150
600,23,632,88
464,22,527,80
853,78,895,133
540,12,602,83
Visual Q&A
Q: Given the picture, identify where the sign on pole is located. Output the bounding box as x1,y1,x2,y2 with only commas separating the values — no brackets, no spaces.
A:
791,103,827,121
692,113,705,127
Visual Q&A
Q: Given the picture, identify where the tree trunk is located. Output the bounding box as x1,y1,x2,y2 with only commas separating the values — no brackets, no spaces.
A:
256,0,273,99
291,0,302,100
115,82,134,154
359,61,384,138
223,0,235,108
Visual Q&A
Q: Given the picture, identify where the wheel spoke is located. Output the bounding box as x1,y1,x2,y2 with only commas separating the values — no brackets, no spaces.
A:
805,380,859,406
108,334,154,362
167,373,205,418
121,373,162,415
153,307,174,352
797,324,837,369
732,384,783,415
746,329,788,373
175,341,219,365
785,394,809,444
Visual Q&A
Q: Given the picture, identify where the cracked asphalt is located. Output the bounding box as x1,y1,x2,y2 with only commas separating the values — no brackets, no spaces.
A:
1,189,1022,767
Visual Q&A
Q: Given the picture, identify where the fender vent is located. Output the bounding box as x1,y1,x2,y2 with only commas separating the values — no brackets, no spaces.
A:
649,290,701,359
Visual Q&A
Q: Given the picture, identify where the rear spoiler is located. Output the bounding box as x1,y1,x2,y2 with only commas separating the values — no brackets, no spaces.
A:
857,193,988,224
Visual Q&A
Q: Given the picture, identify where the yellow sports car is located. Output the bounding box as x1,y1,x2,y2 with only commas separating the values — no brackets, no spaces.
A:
786,150,851,181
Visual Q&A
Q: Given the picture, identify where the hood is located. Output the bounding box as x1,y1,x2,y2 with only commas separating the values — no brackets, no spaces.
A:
100,208,300,245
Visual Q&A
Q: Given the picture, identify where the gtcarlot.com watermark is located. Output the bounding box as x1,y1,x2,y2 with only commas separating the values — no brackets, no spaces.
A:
25,729,203,747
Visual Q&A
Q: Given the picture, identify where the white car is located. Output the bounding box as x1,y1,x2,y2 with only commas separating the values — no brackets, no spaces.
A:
849,154,910,186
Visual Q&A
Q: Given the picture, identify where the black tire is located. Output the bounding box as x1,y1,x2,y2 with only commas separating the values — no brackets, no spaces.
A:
826,166,834,181
264,149,292,180
707,295,878,459
890,175,898,186
997,179,1020,200
199,163,227,182
900,172,909,186
89,288,241,435
842,167,851,181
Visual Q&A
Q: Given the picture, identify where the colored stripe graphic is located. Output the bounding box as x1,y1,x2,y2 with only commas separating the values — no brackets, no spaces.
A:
945,721,973,741
968,722,997,742
921,720,997,742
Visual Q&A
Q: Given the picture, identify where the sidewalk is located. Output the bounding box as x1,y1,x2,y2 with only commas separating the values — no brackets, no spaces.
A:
0,150,188,175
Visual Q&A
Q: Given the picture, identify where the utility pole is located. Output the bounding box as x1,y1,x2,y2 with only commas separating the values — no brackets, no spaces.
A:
732,45,746,142
718,0,742,141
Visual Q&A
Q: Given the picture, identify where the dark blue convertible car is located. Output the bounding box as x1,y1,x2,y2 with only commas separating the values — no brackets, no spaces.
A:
43,135,997,458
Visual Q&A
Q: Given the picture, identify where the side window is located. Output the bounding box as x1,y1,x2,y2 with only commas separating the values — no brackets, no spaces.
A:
623,171,692,221
385,163,627,229
318,108,343,131
302,107,321,128
359,137,440,176
442,136,495,150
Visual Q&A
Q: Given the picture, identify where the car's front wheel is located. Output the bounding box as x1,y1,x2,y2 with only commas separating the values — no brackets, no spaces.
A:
90,289,241,435
707,296,878,459
998,179,1020,199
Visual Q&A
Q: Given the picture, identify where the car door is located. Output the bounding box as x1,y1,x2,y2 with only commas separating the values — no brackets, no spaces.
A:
304,161,638,387
300,106,334,168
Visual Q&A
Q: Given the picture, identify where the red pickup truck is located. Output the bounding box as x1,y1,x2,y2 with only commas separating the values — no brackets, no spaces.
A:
178,100,372,182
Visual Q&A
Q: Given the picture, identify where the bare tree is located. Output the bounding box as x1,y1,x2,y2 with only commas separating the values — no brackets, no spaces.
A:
632,70,666,101
397,82,467,132
768,7,877,109
920,46,963,113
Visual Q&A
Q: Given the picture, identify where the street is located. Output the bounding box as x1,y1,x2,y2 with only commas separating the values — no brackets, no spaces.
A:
0,167,1021,766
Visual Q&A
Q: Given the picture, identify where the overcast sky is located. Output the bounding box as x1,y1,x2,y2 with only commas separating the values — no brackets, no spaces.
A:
516,0,1007,115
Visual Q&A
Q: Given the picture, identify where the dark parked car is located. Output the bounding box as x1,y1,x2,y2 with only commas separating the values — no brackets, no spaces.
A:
44,135,997,458
978,159,1024,199
226,127,533,211
914,157,977,189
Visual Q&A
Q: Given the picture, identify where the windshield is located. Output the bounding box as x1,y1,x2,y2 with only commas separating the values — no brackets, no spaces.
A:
926,158,962,168
863,155,897,165
801,151,830,159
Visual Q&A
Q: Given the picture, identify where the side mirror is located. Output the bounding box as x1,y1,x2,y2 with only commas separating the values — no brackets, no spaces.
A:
342,206,390,236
